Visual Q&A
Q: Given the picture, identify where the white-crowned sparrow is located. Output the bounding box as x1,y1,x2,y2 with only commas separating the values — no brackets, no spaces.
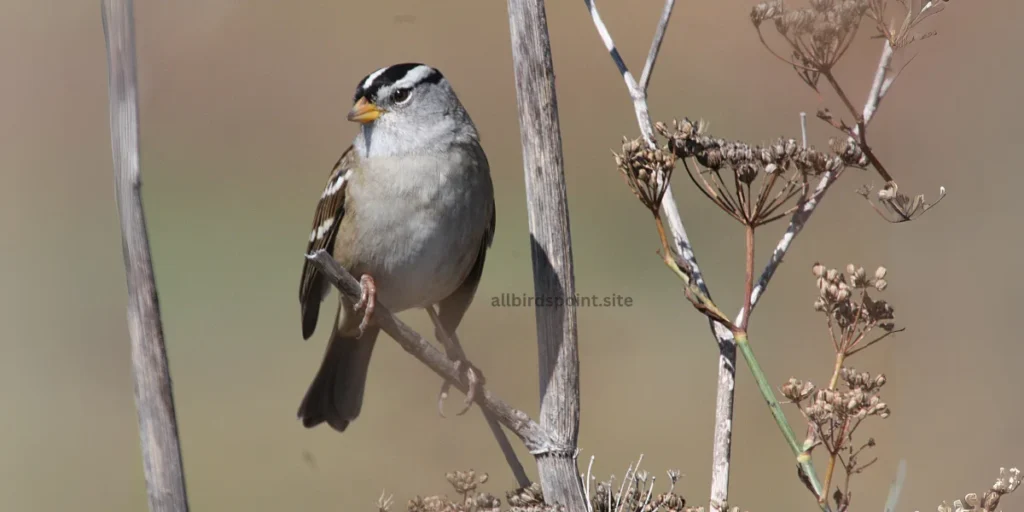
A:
297,63,496,432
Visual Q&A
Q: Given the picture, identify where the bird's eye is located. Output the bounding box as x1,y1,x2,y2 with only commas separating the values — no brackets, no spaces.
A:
390,88,412,104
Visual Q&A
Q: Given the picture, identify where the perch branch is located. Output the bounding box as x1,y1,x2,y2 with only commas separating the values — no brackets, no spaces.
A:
101,1,189,511
506,1,587,508
307,251,568,457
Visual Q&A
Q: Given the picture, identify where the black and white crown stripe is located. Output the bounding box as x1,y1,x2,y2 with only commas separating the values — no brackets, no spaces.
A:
352,63,444,103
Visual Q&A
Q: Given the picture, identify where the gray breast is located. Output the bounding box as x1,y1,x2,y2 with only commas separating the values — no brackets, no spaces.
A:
343,149,492,312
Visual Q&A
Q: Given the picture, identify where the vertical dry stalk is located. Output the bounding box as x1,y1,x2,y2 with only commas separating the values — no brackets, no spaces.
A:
100,1,189,511
580,2,741,509
505,0,587,509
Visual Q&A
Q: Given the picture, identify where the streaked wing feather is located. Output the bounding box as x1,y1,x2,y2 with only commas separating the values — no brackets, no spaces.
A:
299,146,356,339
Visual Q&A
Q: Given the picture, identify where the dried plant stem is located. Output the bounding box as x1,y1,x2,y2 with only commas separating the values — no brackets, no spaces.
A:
819,352,848,504
821,446,840,506
654,213,678,270
801,112,808,148
506,0,586,507
741,225,755,331
819,334,853,503
821,70,893,183
828,348,848,391
101,2,189,510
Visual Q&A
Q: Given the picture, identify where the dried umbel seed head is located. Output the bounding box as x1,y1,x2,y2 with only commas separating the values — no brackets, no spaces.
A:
993,467,1023,495
507,483,546,508
811,261,903,354
830,137,869,167
782,377,817,401
874,266,887,280
810,0,834,12
878,182,896,200
650,492,686,511
471,493,501,510
750,0,783,27
445,469,488,495
846,264,869,288
779,9,816,36
615,137,676,213
840,367,888,394
812,262,826,277
736,162,758,184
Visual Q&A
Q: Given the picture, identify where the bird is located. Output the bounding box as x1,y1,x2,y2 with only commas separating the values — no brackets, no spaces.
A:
296,63,496,433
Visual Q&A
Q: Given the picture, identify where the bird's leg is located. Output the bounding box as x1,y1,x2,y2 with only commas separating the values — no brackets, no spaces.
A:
425,306,481,417
353,274,377,338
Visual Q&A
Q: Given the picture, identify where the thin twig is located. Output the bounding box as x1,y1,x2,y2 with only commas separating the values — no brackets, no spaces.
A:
584,455,596,508
846,328,906,357
640,0,676,92
801,112,808,148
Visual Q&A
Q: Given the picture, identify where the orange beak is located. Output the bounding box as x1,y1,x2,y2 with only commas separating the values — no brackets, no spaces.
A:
347,97,382,124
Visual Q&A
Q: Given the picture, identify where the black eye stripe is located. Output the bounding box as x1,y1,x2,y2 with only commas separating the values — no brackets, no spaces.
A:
352,63,444,103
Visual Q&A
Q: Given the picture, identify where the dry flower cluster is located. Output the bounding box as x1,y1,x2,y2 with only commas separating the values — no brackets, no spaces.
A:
615,119,875,227
615,138,676,215
603,0,1015,507
656,119,867,227
811,262,899,353
749,0,952,221
379,464,1023,512
775,262,905,509
385,464,749,512
398,471,561,512
857,182,947,223
928,467,1022,512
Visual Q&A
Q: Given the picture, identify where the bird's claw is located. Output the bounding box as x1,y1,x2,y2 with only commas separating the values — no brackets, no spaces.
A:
437,359,480,418
353,274,377,338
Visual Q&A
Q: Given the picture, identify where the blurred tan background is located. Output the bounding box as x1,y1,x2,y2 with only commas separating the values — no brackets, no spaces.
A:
3,0,1023,510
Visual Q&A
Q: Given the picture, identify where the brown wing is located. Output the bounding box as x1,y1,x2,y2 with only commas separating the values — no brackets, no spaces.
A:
299,146,357,340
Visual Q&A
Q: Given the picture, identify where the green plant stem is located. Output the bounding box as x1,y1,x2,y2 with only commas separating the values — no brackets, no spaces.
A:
655,214,828,510
734,330,827,506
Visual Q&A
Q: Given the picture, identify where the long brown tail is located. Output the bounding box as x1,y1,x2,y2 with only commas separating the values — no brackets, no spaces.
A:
297,325,379,432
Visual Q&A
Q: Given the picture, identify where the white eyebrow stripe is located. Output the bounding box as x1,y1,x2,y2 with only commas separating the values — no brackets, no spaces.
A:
361,66,388,90
392,65,435,90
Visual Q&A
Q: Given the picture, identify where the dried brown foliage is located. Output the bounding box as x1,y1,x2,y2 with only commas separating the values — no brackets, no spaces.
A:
928,467,1022,512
